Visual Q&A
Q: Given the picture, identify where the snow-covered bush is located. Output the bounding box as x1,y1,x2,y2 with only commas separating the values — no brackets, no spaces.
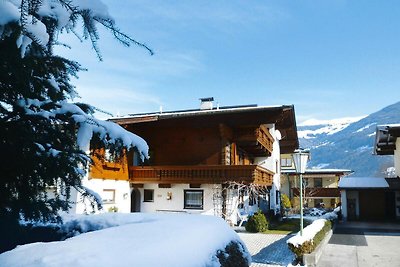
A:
320,210,338,220
308,208,326,216
245,211,268,233
287,219,332,261
217,241,250,267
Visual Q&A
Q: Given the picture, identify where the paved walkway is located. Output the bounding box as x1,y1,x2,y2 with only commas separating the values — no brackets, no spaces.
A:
318,222,400,267
237,229,295,267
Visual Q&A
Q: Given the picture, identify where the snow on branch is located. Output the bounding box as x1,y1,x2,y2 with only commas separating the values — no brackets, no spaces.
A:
16,98,149,160
0,0,153,58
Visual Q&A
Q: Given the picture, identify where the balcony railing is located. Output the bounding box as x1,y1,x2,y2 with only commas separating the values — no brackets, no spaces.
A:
292,188,340,198
256,126,274,154
234,126,273,156
129,164,274,185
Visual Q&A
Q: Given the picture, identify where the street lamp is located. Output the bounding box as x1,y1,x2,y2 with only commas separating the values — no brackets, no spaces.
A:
292,149,310,236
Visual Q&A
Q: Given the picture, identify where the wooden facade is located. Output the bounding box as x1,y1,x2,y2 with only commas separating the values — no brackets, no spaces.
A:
89,105,299,186
89,149,129,181
129,165,273,185
292,188,341,198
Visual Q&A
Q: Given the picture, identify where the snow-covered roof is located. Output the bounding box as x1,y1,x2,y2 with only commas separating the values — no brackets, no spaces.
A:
282,168,353,175
377,124,400,128
111,104,290,121
338,177,389,188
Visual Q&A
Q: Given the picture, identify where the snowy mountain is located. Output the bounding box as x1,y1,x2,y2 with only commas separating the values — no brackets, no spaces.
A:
298,102,400,177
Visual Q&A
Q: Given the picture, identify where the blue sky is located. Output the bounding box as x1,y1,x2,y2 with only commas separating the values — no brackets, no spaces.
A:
57,0,400,123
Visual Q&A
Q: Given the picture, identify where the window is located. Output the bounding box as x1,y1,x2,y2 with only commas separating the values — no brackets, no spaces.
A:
132,151,140,166
184,190,203,209
143,189,154,202
314,178,322,188
281,158,292,167
102,189,115,204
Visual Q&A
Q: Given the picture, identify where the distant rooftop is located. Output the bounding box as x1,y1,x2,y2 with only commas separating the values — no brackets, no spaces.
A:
338,177,389,188
282,168,353,175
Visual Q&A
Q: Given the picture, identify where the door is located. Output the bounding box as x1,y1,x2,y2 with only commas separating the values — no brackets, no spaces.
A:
131,188,141,212
385,191,396,220
347,198,357,221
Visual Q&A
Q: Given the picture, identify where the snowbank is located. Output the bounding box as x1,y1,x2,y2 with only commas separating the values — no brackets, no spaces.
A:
0,213,251,267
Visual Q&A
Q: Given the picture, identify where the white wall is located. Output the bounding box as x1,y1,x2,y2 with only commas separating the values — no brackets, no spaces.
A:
340,190,347,220
254,125,281,213
138,184,215,215
73,176,131,214
137,183,246,224
395,138,400,177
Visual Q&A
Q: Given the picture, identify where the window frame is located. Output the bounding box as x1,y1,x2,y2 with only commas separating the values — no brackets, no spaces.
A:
102,189,116,204
280,157,292,167
184,189,204,210
143,189,154,202
314,178,323,188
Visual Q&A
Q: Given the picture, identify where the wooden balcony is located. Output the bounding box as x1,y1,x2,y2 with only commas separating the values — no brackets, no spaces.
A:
234,126,274,156
292,188,340,198
129,164,274,186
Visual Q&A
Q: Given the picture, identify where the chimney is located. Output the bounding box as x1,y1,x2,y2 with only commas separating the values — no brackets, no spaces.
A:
199,97,214,110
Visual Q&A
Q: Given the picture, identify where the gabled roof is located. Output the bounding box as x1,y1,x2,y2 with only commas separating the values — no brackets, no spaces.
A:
338,177,389,189
110,104,299,154
374,124,400,155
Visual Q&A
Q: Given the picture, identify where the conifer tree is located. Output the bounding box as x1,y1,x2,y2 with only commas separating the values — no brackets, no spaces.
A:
0,0,151,224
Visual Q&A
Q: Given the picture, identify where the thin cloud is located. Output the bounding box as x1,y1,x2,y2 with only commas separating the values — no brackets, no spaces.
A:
122,0,290,26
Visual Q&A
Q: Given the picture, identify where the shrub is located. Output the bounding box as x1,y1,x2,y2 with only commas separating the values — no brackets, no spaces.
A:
245,211,268,233
0,221,63,253
281,193,292,209
288,220,332,260
216,241,250,267
108,206,118,212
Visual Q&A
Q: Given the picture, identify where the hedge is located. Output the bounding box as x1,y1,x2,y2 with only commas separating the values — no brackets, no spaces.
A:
287,220,332,260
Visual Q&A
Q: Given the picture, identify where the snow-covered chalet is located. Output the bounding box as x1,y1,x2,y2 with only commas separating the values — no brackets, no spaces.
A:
77,99,299,225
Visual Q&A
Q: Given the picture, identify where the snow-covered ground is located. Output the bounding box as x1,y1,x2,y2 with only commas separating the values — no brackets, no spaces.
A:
0,213,251,267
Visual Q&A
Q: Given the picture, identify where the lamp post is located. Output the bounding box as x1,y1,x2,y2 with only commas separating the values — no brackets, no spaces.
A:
292,149,310,236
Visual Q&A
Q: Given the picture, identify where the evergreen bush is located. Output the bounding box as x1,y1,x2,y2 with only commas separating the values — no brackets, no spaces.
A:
245,211,268,233
216,241,250,267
